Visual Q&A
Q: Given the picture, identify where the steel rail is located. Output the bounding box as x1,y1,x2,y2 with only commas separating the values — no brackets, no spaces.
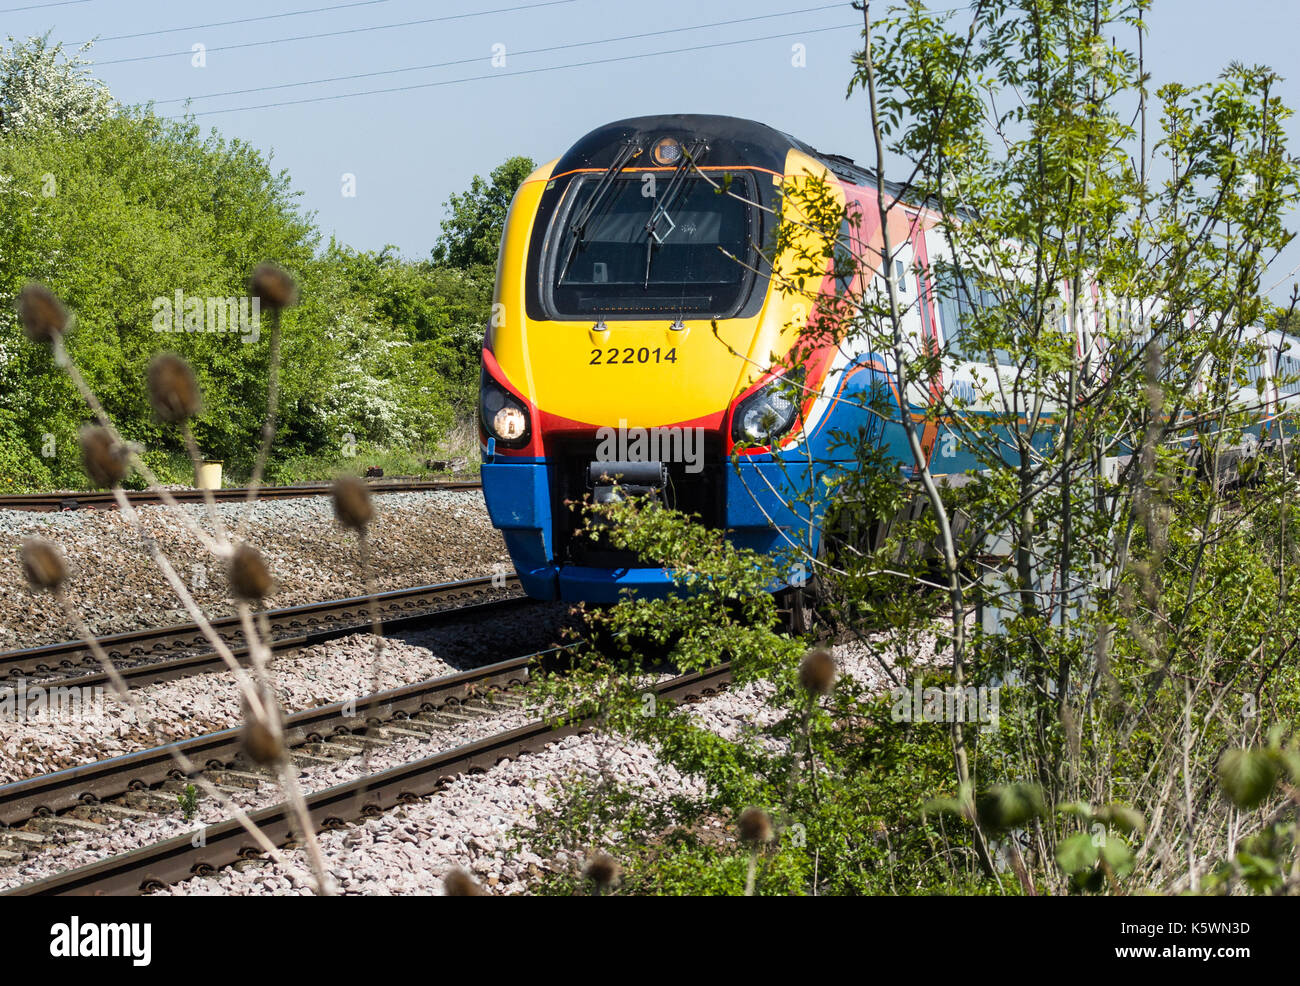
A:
1,575,523,687
2,661,731,896
0,650,541,828
0,479,480,513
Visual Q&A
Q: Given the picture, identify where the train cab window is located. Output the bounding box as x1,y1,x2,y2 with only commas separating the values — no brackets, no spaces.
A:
546,172,759,319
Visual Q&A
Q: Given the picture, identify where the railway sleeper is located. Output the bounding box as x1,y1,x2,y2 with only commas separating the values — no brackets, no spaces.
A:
418,708,490,725
22,814,108,836
0,828,48,850
326,733,390,751
463,696,519,712
118,789,190,812
68,802,151,824
385,716,443,735
482,692,528,707
201,768,264,790
159,778,246,797
300,741,364,760
232,760,282,779
289,752,337,770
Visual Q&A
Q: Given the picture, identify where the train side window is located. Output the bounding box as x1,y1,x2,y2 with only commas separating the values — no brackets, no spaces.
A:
833,214,857,296
1245,351,1267,386
932,259,991,362
931,260,961,358
1279,353,1300,396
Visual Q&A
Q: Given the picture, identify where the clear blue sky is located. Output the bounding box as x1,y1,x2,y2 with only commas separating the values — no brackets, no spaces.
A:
13,0,1300,299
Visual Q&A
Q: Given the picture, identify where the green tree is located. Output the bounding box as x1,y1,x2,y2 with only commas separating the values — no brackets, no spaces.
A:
1,51,517,492
431,155,536,269
0,108,317,487
0,34,112,135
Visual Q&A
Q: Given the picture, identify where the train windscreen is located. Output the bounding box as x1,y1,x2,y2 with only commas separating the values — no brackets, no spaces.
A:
547,173,758,319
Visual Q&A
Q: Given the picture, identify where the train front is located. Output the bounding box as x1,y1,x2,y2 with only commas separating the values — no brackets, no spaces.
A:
478,114,869,602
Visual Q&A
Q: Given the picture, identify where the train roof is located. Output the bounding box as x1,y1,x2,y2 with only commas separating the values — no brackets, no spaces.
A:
556,113,916,202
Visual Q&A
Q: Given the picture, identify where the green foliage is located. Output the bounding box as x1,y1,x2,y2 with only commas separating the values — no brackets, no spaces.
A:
0,34,112,136
1218,748,1281,810
0,406,53,491
522,499,1009,895
0,105,316,484
0,45,521,490
264,440,477,486
523,1,1300,896
431,155,535,269
975,784,1045,831
176,783,199,821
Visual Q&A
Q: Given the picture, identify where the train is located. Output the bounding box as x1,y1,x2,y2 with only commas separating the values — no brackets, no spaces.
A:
477,113,1292,605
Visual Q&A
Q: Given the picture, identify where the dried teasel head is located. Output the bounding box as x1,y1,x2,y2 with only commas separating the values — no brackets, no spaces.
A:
228,543,272,601
332,475,373,533
20,538,67,592
16,282,69,343
79,425,129,489
737,806,774,845
249,263,298,311
239,686,283,764
240,715,283,765
442,868,487,896
147,353,201,423
581,852,621,890
798,648,836,696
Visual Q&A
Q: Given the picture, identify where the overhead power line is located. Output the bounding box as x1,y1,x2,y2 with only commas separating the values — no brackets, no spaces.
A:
93,0,394,44
156,3,846,105
175,22,857,118
0,0,91,12
94,0,577,66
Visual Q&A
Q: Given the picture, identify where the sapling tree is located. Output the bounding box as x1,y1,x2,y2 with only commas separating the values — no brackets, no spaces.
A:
523,0,1300,894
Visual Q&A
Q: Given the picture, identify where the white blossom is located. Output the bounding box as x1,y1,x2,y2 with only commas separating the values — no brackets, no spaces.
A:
0,34,114,136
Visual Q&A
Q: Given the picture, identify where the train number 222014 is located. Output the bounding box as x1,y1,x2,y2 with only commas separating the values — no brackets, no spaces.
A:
589,347,678,365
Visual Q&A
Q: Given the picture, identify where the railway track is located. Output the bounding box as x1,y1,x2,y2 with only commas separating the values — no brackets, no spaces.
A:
0,650,542,829
0,575,525,690
0,654,731,896
0,478,480,512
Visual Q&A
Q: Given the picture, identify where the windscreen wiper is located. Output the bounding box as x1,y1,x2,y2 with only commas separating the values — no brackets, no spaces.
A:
643,139,708,288
557,139,641,285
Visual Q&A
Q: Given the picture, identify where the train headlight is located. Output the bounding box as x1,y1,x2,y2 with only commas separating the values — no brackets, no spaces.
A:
652,137,683,166
493,405,527,441
480,370,531,447
732,375,802,445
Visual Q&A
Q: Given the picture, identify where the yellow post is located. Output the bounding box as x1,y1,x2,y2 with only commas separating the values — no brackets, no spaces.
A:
196,460,223,490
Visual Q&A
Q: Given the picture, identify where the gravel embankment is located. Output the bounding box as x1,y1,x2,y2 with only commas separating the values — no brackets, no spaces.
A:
144,635,922,896
0,693,538,893
0,602,570,785
0,490,507,650
0,595,579,890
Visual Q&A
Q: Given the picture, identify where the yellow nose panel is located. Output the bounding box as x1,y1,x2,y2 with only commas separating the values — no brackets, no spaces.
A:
488,152,845,428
